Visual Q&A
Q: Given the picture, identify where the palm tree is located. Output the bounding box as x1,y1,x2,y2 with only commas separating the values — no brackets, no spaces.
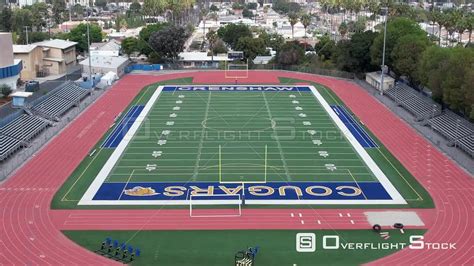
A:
367,0,379,26
431,9,443,46
200,8,208,43
455,13,467,44
466,15,474,45
143,0,166,21
206,29,217,62
300,13,311,38
319,0,330,34
443,10,460,47
341,0,351,22
164,0,195,25
288,12,299,39
338,21,348,39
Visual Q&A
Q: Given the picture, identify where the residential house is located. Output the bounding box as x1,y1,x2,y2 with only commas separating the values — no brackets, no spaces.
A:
34,39,77,76
13,45,45,80
90,40,121,57
178,52,229,69
79,55,129,77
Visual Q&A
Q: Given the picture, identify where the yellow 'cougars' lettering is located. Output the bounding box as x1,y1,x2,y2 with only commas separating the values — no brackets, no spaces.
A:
306,186,332,196
218,185,243,195
336,186,362,196
278,186,303,196
190,186,214,195
163,186,186,196
248,185,274,196
158,184,364,198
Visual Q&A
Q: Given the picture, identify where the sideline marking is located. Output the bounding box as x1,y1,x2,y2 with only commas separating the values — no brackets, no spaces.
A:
78,86,164,205
79,85,406,205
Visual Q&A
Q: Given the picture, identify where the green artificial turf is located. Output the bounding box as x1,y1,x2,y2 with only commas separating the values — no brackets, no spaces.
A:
52,77,433,209
63,229,426,266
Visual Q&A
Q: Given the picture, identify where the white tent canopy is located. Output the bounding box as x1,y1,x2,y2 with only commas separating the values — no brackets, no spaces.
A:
98,71,118,88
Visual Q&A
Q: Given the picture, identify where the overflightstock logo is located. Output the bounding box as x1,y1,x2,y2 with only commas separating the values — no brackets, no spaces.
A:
296,233,316,252
296,234,456,252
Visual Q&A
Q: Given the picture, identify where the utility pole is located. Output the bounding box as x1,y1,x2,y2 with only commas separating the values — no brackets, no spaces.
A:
87,7,92,88
24,26,30,44
380,7,388,96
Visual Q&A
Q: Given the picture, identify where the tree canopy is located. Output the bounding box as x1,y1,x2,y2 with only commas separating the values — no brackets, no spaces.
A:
121,37,139,56
62,23,103,53
391,33,431,85
272,0,301,14
138,22,169,55
235,36,267,61
418,47,474,119
217,23,252,49
370,17,426,70
148,25,188,61
332,31,379,74
276,41,305,66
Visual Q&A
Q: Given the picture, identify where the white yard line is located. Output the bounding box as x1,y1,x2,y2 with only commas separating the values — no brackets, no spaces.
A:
262,91,292,181
192,92,212,180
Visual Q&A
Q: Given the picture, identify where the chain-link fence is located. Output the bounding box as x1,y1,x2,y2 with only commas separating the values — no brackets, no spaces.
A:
250,64,355,80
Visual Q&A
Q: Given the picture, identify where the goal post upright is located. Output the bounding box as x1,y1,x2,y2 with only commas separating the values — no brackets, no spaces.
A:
225,51,248,79
219,144,222,183
264,144,267,183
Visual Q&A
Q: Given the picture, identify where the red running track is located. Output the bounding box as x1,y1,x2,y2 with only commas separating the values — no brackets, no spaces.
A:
0,71,472,265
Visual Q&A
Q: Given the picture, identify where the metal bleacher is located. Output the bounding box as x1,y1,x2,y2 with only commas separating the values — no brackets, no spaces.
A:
0,135,23,161
385,83,441,121
383,82,473,157
32,82,90,121
457,135,474,157
0,82,91,162
54,82,90,102
0,114,50,162
428,113,474,157
0,114,50,142
32,96,76,120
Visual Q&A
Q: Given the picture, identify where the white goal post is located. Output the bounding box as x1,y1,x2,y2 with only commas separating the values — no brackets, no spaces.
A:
224,59,249,79
189,194,242,217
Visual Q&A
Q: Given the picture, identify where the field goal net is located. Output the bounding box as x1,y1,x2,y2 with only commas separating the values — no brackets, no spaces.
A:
189,194,242,218
225,51,248,79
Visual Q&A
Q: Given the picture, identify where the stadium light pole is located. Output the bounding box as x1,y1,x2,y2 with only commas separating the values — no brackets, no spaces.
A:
379,7,388,96
24,26,29,44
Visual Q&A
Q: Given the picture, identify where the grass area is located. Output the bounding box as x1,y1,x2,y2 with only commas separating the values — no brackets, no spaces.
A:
63,229,426,265
52,77,433,209
108,90,377,183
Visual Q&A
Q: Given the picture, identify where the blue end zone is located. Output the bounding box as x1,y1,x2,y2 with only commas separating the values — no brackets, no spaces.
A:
92,181,392,201
101,105,144,148
331,106,378,148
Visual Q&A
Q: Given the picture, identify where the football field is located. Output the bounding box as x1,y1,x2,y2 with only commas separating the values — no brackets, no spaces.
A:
78,85,405,205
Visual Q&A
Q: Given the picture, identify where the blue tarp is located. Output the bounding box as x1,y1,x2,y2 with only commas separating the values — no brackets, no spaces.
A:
125,64,163,73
